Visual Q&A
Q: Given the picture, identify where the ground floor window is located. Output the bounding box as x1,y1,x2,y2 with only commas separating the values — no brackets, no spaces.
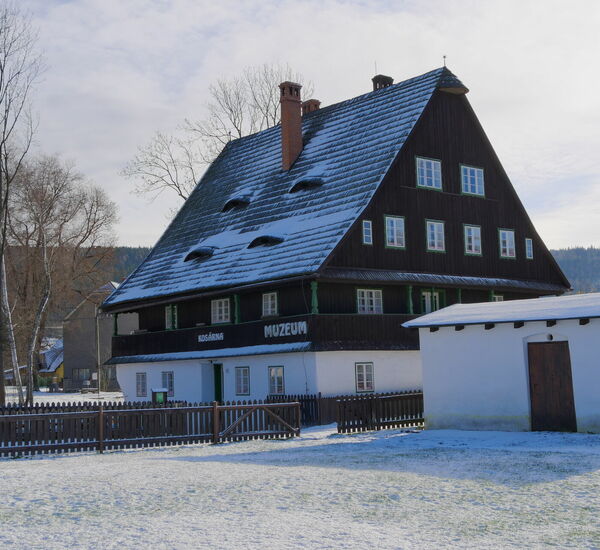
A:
161,371,174,397
268,366,285,395
421,289,443,313
355,362,374,393
492,294,504,302
235,366,250,395
136,372,147,397
72,368,91,381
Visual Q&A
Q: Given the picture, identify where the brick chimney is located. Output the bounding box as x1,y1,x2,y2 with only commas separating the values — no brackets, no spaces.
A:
302,99,321,116
279,81,302,171
372,74,394,91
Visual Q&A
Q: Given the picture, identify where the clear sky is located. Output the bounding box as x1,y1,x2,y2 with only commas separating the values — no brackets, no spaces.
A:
22,0,600,248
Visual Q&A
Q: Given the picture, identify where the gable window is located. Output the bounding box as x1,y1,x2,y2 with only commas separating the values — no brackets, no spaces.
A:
499,229,516,258
355,362,374,393
385,215,405,248
461,165,485,196
268,366,285,395
464,225,482,255
362,220,373,245
165,304,178,330
136,372,147,397
426,220,445,252
357,289,383,314
211,298,230,324
235,366,250,395
262,292,278,317
416,157,442,190
421,290,443,314
525,238,534,259
161,371,174,397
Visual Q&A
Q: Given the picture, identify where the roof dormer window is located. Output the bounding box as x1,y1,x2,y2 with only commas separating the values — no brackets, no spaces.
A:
247,235,285,248
222,196,250,212
288,177,324,193
183,246,215,262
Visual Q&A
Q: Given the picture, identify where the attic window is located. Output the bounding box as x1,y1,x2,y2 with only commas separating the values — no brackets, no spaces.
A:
247,235,285,248
183,246,215,262
288,177,324,193
222,197,250,212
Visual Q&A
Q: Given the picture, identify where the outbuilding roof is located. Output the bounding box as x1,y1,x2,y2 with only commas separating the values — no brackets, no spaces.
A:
104,67,464,310
403,293,600,328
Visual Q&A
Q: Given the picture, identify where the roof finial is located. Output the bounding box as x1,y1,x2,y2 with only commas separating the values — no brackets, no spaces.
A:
443,55,447,67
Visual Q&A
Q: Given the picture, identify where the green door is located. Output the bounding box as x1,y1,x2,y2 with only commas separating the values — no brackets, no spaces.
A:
213,363,223,402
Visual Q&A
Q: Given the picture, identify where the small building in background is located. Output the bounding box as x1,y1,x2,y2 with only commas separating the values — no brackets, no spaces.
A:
63,282,137,391
404,293,600,433
38,338,64,388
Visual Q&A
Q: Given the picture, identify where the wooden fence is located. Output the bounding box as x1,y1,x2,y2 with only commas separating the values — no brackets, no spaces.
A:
336,392,423,433
0,400,300,457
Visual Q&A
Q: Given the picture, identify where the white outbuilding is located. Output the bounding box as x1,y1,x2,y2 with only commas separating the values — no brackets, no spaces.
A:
403,293,600,433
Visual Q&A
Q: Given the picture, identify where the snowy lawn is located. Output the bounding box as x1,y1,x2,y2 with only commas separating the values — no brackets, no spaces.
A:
4,389,124,405
2,426,600,549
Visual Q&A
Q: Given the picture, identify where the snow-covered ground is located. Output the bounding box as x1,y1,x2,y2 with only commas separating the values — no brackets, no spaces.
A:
4,388,124,404
2,426,600,549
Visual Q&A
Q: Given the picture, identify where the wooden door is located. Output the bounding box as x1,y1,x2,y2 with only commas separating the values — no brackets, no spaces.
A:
527,341,577,432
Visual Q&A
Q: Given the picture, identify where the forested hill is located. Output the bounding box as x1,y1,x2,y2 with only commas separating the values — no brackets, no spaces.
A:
551,247,600,293
110,247,600,293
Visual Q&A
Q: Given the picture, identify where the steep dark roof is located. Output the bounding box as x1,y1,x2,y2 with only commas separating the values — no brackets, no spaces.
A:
104,67,464,309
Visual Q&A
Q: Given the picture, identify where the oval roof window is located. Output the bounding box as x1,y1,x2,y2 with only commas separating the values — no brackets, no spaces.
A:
183,246,216,262
222,196,251,212
247,235,285,248
288,177,325,193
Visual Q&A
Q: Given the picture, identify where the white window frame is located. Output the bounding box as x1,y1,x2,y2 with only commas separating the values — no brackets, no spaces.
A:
525,238,534,259
268,366,285,395
262,292,278,317
161,371,174,397
499,229,516,258
235,366,250,396
464,224,482,256
421,290,442,314
461,165,485,196
385,215,405,249
362,220,373,245
211,298,230,324
136,372,147,398
416,157,442,190
355,362,374,393
426,220,445,252
492,294,504,302
357,288,383,314
165,304,178,330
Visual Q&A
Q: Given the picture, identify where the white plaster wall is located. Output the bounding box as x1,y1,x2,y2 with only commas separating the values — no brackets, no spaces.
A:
219,352,318,401
314,350,422,396
419,318,600,432
116,360,208,402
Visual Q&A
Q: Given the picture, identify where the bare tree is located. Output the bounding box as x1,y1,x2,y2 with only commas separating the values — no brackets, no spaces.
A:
0,2,42,405
123,63,313,202
7,155,117,404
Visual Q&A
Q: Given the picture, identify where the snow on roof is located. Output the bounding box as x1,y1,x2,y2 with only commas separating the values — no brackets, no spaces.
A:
39,339,64,373
403,293,600,328
106,342,312,365
104,67,463,309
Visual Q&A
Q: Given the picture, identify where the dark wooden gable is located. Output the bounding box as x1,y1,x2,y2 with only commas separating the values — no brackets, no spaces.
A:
323,89,569,289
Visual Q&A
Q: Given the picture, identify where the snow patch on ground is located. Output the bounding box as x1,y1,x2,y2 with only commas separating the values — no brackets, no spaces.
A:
4,389,124,405
1,426,600,549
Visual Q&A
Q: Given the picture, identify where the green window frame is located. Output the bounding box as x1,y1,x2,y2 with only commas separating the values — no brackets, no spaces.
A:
460,164,485,197
165,304,178,330
463,224,482,256
384,215,406,249
498,228,516,259
426,219,445,252
416,156,442,190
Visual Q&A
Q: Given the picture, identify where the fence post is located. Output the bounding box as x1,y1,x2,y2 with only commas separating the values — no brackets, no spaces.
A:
296,402,301,436
317,392,322,426
98,403,104,454
212,401,219,444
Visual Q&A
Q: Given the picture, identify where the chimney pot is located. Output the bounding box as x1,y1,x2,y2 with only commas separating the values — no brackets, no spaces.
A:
371,74,394,91
279,81,303,171
302,99,321,116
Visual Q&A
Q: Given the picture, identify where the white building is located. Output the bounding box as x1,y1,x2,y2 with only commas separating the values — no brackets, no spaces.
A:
404,293,600,433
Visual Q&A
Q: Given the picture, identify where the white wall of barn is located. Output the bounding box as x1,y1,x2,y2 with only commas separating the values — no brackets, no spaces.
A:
418,318,600,432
